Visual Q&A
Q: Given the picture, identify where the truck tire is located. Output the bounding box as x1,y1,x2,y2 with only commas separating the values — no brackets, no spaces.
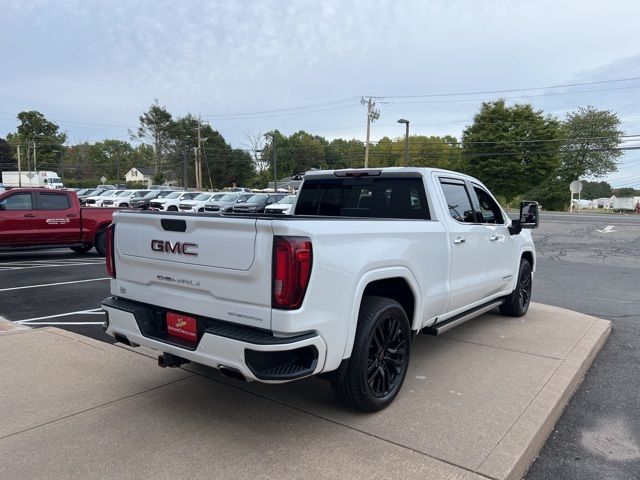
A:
94,231,107,257
330,296,411,412
500,258,532,317
167,206,178,211
70,244,93,254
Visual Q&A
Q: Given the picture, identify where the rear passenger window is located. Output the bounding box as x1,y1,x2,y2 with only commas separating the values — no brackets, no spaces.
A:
295,177,430,219
473,186,504,224
440,181,476,223
0,193,32,210
39,193,70,210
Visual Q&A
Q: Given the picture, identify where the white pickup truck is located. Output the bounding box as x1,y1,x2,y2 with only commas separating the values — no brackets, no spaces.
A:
103,168,538,411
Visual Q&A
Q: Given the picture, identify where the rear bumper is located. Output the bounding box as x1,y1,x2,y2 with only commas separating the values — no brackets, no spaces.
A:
102,297,326,383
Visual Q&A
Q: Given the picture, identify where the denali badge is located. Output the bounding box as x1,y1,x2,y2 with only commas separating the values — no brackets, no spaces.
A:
151,240,198,256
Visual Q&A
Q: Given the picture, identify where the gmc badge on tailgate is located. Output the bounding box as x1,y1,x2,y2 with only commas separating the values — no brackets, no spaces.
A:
151,240,198,256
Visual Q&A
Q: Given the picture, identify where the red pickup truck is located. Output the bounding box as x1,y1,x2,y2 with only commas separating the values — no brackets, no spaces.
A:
0,188,114,255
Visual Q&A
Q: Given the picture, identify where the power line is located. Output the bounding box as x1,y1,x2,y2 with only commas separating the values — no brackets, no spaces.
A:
370,76,640,99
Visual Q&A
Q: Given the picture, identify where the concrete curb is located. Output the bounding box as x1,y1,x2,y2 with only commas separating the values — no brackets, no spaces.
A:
476,318,611,479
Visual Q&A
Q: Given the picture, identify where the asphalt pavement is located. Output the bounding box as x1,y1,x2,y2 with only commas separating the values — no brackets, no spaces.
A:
526,213,640,479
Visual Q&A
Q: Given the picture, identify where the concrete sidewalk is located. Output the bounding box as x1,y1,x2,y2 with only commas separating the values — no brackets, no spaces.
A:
0,304,610,480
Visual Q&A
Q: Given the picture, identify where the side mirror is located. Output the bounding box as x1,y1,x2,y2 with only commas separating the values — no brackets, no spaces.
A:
509,201,539,234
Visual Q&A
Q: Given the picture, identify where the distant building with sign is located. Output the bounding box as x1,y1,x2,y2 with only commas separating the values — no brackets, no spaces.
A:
125,167,154,186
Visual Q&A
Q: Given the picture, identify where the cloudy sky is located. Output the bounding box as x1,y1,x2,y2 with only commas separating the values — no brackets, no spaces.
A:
2,0,640,187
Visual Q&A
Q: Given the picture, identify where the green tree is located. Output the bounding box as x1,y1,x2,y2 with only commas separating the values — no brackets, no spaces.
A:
6,111,67,172
580,180,612,199
461,100,563,201
132,99,174,174
0,138,15,170
559,106,622,182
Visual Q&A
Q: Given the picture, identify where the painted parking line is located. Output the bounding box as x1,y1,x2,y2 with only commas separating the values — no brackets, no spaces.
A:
0,262,104,271
16,308,104,324
25,322,105,326
0,277,110,292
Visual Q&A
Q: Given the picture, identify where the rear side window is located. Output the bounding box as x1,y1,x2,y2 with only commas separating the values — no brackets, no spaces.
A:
440,181,476,223
1,193,33,210
295,177,429,219
39,193,70,210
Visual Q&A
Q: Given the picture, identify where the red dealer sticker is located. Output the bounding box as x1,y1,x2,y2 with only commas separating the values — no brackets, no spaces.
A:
166,312,197,342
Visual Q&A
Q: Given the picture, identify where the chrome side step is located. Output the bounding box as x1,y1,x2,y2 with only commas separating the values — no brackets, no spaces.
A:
423,299,504,336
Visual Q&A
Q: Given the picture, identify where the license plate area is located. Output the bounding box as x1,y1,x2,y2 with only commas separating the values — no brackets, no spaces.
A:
166,312,198,343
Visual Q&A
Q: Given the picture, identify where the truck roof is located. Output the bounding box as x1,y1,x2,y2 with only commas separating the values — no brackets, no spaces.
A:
302,167,477,181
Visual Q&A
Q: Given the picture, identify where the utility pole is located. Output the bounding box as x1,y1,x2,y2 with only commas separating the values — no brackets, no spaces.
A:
33,140,37,173
182,146,188,188
17,144,22,187
361,97,380,168
397,119,410,167
196,122,203,190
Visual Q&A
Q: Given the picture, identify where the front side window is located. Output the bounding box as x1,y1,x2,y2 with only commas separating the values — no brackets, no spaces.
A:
473,185,504,224
1,193,33,211
440,181,476,223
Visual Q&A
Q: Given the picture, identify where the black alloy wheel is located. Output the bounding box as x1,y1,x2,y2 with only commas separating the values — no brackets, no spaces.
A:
330,296,411,412
366,315,409,398
500,259,532,317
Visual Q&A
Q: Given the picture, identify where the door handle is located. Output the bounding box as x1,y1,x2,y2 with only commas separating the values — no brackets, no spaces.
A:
453,237,466,245
23,213,36,218
489,234,502,242
66,213,77,218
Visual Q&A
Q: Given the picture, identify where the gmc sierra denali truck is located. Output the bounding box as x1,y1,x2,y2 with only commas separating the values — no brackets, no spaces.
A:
102,168,538,411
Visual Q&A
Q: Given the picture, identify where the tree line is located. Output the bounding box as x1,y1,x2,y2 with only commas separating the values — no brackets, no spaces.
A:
0,99,631,209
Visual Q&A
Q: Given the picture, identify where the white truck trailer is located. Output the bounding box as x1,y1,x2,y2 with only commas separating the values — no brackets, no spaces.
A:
1,171,64,189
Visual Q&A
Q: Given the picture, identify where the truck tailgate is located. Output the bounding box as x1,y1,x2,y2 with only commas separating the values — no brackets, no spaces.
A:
112,213,273,329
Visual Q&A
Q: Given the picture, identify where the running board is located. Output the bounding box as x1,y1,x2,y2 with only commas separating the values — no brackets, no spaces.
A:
423,299,504,336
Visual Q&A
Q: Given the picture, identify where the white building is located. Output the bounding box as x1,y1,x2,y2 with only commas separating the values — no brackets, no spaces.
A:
124,167,154,186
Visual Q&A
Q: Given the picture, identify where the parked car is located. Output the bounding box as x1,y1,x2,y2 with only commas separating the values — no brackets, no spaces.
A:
231,193,287,213
204,193,254,213
229,187,253,193
103,167,538,411
85,189,123,207
78,187,109,205
103,190,150,208
130,190,173,210
0,188,113,255
149,185,172,191
265,195,296,215
150,191,202,211
178,192,225,212
97,184,117,190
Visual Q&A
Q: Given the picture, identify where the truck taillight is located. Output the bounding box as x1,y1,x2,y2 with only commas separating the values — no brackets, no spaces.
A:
272,236,312,310
106,224,116,279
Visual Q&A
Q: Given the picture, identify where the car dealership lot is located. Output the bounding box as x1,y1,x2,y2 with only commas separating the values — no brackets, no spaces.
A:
0,211,638,479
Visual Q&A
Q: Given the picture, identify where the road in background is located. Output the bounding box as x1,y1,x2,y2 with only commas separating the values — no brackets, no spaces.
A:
527,214,640,479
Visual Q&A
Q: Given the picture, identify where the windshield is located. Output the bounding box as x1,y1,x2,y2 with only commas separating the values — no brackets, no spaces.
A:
142,191,159,199
278,196,296,204
219,193,239,202
132,190,150,198
117,190,133,197
246,194,267,204
166,192,181,199
194,193,211,201
85,189,103,196
99,190,116,197
211,193,226,200
181,192,200,200
157,191,173,198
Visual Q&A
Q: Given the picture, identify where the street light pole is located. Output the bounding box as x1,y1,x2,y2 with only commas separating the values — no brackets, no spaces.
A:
397,119,410,167
264,133,277,192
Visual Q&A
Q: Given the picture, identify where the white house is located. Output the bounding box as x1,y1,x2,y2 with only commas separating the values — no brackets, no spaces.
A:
125,167,154,186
